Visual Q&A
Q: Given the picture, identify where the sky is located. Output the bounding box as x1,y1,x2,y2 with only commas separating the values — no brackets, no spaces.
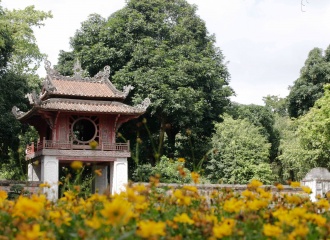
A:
2,0,330,105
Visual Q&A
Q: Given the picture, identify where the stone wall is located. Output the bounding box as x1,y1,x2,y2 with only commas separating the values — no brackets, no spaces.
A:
0,180,307,200
0,180,42,196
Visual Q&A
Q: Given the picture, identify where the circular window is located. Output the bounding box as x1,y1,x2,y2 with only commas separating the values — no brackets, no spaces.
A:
72,118,96,143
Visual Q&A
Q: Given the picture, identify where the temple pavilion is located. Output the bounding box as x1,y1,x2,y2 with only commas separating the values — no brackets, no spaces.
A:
12,60,150,200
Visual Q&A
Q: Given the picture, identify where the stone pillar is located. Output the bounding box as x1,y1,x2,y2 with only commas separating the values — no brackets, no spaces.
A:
93,165,108,194
41,156,59,201
110,158,128,195
28,161,41,181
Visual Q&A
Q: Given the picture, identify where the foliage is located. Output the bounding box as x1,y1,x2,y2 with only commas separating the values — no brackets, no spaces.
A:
132,156,192,183
0,179,329,239
0,3,51,177
3,5,52,77
263,94,288,117
296,84,330,169
56,0,233,161
276,115,310,181
226,103,280,163
206,115,276,184
278,86,330,181
0,71,29,167
287,46,330,118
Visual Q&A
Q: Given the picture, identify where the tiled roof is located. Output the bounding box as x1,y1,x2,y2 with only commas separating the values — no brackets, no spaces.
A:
39,98,145,114
41,61,130,100
49,79,125,99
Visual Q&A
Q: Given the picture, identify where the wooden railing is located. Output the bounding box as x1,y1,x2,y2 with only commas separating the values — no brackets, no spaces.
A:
26,139,130,155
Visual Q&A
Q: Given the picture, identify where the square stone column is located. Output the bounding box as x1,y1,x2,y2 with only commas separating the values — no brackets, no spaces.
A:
92,165,108,194
110,158,128,195
41,156,59,201
28,161,41,181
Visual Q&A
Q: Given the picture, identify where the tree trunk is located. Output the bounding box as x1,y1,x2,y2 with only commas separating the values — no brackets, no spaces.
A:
157,119,166,159
166,128,178,159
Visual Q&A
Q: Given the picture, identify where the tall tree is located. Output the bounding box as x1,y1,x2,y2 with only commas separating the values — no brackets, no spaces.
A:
0,3,51,178
279,85,330,181
287,46,330,118
56,0,233,161
226,103,280,164
206,115,275,184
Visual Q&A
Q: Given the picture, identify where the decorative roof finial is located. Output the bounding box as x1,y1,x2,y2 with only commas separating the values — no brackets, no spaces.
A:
73,59,83,79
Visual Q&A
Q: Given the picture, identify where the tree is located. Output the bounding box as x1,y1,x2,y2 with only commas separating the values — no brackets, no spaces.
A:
206,115,275,184
0,3,51,178
297,84,330,168
263,95,287,117
278,85,330,181
226,103,280,163
56,0,232,162
287,46,330,118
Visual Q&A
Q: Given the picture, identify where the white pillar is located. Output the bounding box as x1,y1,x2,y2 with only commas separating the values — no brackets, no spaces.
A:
28,161,41,181
110,158,128,195
93,165,108,194
41,156,59,201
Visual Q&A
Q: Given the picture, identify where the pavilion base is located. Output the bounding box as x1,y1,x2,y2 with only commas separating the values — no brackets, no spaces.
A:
27,157,128,200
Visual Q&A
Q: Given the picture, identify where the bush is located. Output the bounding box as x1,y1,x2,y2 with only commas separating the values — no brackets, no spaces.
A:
132,156,192,183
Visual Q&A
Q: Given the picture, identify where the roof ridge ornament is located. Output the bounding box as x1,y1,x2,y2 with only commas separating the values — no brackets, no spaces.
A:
94,65,111,83
123,85,134,97
44,58,61,77
26,90,42,106
12,106,25,118
73,59,83,79
136,98,151,110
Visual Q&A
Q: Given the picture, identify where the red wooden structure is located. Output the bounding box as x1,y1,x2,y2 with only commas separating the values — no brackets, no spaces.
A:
12,60,149,199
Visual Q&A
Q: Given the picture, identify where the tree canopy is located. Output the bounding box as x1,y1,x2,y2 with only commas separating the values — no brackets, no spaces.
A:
56,0,233,160
0,3,51,177
206,114,275,184
287,46,330,118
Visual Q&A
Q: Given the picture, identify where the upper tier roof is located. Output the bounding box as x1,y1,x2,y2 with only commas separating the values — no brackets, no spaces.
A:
12,60,150,121
41,60,133,100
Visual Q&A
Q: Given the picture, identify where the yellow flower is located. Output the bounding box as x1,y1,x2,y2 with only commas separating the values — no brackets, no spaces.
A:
0,190,8,200
290,181,301,188
307,213,327,227
89,140,98,149
285,195,303,205
213,218,235,238
70,160,83,170
101,197,133,226
246,199,268,211
132,184,147,193
94,169,102,176
242,189,256,200
177,157,185,163
49,210,72,226
263,224,282,237
136,220,166,238
182,185,198,193
85,214,102,229
191,172,200,184
257,188,272,199
223,198,245,213
276,183,284,191
316,198,330,210
16,224,46,240
248,179,263,189
13,196,44,219
173,189,191,206
39,182,51,188
301,186,312,194
289,225,309,239
173,213,194,225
